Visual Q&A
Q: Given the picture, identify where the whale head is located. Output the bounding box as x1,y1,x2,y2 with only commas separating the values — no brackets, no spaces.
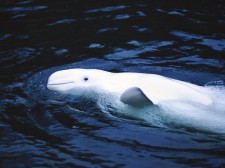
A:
47,69,111,97
47,68,155,107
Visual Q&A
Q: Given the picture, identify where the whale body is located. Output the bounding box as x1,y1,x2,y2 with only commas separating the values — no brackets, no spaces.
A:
47,68,213,107
46,68,225,133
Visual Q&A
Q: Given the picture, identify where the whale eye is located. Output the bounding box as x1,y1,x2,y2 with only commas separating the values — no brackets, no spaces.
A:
83,77,89,81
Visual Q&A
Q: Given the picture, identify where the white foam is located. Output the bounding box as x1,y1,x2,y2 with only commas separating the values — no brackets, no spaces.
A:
98,84,225,133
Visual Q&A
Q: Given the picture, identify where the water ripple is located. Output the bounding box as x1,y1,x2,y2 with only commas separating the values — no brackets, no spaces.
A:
85,5,128,13
105,41,174,60
156,9,185,16
113,14,131,20
0,6,48,12
171,30,203,40
171,30,225,52
1,0,225,167
197,39,225,51
48,19,76,26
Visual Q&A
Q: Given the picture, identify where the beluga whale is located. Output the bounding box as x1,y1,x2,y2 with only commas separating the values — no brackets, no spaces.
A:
47,68,213,107
47,68,225,133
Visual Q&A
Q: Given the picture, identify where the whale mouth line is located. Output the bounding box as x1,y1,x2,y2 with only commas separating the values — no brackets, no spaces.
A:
48,82,74,86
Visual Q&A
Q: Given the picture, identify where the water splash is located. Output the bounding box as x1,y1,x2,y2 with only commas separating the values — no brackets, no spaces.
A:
97,82,225,133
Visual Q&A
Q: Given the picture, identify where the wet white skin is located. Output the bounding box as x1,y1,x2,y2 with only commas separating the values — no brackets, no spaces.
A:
47,68,225,133
47,68,212,105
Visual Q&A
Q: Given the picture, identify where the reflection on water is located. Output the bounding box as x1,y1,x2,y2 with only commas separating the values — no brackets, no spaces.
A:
0,6,47,12
1,0,225,167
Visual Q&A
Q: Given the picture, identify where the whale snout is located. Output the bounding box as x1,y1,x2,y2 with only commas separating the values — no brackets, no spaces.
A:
47,81,75,92
47,81,75,90
47,70,75,92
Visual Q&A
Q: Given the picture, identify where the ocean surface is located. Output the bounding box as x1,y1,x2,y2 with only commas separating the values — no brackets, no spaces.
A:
1,0,225,167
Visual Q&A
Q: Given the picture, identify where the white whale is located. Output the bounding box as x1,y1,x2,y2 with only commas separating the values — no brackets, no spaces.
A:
47,68,213,107
46,68,225,133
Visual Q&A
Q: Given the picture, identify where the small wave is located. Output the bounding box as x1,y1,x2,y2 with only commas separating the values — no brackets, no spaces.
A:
48,19,76,26
0,6,47,12
205,80,225,87
85,5,128,13
105,41,174,60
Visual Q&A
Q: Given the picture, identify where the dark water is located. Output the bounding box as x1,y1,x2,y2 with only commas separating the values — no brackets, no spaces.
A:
1,0,225,167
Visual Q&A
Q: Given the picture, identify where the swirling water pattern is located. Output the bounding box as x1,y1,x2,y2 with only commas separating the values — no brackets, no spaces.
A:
1,0,225,167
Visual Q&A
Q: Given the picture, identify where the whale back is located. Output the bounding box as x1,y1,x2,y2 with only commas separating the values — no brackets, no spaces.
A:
99,72,213,106
47,69,213,106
